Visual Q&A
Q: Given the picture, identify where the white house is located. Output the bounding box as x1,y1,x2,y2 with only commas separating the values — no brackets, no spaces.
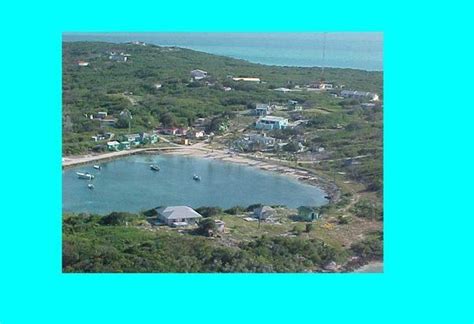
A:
191,69,208,80
232,77,261,82
256,116,289,130
155,206,203,226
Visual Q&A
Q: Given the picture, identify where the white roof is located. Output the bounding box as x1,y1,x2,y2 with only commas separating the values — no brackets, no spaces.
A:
107,141,120,145
232,77,260,82
156,206,203,220
191,69,207,74
259,116,288,122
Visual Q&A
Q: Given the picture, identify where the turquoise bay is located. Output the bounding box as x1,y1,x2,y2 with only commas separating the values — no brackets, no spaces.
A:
62,154,328,214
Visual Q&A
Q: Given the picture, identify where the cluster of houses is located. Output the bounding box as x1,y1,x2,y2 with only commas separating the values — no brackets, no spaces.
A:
154,204,321,229
340,90,379,102
106,132,159,151
156,126,207,144
234,133,276,152
109,52,130,62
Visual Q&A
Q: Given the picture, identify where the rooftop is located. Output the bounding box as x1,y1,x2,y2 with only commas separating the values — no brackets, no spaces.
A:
156,206,203,220
259,116,288,122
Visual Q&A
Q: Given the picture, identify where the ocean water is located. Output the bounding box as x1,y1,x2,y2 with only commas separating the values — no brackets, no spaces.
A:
62,154,327,214
63,32,383,71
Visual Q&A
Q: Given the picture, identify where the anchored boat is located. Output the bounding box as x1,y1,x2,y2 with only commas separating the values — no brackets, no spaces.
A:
88,183,95,189
93,165,101,170
193,174,201,181
150,164,160,171
76,172,94,180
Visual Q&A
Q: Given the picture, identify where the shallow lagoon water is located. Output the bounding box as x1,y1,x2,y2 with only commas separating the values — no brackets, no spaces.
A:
62,154,328,214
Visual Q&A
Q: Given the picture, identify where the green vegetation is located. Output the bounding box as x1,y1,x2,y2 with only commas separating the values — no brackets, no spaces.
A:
62,41,383,272
63,214,345,273
350,231,383,260
351,200,383,221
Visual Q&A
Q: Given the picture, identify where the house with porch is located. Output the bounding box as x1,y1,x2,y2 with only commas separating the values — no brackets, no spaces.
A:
155,206,203,227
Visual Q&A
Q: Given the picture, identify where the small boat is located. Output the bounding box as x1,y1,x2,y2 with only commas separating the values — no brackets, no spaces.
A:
93,165,101,170
88,183,95,189
324,195,332,200
150,164,160,171
193,174,201,181
76,172,94,180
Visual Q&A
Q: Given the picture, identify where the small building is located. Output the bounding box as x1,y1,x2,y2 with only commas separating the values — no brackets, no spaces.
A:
361,103,376,108
232,77,261,82
77,61,89,67
223,87,232,92
122,134,141,146
214,220,225,233
254,206,275,220
188,130,205,139
107,140,120,151
119,141,131,150
181,138,190,145
255,103,270,116
155,206,203,226
191,69,208,80
309,82,333,90
297,206,321,221
140,133,158,144
256,116,289,130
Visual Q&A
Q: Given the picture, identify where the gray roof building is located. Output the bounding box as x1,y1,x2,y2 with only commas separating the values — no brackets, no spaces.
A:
156,206,203,226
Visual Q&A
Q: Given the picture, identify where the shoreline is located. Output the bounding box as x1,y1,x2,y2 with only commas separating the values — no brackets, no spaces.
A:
62,145,340,203
352,261,383,273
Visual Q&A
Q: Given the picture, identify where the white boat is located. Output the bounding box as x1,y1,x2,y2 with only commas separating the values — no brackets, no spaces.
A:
88,183,95,189
93,165,101,170
76,172,94,180
193,174,201,181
